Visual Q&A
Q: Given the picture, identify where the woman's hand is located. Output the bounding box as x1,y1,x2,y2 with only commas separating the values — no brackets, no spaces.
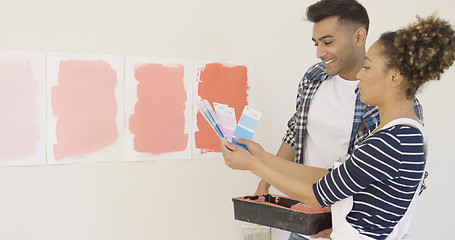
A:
235,137,266,157
220,138,267,171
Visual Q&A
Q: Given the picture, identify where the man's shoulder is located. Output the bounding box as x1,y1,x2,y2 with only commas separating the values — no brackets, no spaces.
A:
303,62,327,81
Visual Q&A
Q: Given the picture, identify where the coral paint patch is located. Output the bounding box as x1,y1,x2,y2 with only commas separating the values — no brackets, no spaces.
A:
195,63,249,153
0,61,40,160
51,60,118,161
129,63,188,155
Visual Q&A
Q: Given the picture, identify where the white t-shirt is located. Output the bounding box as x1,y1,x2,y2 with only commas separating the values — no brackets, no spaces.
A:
303,75,359,169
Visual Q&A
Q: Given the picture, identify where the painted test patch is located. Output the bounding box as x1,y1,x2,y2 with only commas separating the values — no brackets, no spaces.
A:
129,63,188,155
195,63,249,154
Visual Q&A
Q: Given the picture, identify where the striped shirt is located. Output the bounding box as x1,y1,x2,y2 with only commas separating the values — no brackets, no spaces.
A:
313,124,426,240
282,62,424,164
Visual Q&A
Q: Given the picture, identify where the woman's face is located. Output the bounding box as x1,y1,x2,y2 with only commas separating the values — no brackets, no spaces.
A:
356,41,391,106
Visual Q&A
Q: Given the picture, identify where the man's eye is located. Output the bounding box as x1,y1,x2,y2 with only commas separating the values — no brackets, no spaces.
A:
363,66,370,70
324,42,332,45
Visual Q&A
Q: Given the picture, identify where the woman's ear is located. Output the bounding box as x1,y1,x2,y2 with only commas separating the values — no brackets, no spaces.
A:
388,69,405,87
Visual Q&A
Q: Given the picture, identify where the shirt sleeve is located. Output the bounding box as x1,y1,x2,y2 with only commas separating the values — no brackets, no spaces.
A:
313,131,403,207
282,78,304,147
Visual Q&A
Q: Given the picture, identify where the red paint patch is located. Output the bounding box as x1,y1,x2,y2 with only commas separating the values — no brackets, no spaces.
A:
129,63,188,155
195,63,249,153
51,60,118,161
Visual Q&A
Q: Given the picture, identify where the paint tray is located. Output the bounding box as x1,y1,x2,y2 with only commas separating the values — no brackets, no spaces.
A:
232,194,331,235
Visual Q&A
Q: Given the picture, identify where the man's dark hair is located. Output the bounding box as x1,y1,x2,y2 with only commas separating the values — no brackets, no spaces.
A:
306,0,369,33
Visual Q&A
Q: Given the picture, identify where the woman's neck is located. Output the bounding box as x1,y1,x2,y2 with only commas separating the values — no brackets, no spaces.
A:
377,98,419,130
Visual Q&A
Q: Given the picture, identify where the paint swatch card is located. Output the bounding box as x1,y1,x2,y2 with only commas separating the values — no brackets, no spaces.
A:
197,99,261,150
213,102,237,141
197,98,226,140
232,106,262,149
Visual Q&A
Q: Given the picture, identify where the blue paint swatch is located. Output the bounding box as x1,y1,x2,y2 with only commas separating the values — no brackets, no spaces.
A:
232,106,261,149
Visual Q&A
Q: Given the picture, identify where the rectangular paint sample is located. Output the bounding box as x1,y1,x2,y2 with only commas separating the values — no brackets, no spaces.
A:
198,100,261,149
197,98,226,140
124,56,193,161
0,51,46,166
232,106,261,149
193,62,252,159
47,53,124,164
213,102,237,142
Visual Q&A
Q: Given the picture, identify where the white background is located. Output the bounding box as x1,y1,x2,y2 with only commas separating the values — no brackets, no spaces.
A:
0,0,453,239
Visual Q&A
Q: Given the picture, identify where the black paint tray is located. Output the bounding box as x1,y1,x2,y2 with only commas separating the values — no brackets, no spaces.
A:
232,194,331,235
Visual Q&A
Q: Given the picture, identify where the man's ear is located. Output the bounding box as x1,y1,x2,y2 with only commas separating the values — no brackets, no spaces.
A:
354,27,367,47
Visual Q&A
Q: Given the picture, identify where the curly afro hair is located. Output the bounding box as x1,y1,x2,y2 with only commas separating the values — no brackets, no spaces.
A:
378,16,455,99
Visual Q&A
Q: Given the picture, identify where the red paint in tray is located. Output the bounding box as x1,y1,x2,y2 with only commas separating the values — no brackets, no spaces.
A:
232,194,331,235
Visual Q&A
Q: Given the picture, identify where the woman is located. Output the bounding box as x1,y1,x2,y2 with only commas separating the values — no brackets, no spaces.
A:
221,16,455,240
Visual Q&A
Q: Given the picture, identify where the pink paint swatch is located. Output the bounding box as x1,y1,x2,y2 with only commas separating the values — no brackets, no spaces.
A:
51,60,118,161
195,63,249,153
0,61,41,160
129,63,188,155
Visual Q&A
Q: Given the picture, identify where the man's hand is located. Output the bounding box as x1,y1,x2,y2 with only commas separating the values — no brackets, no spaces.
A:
310,228,332,239
254,179,270,195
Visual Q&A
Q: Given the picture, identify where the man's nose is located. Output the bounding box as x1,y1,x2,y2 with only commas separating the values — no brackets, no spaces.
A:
316,46,326,59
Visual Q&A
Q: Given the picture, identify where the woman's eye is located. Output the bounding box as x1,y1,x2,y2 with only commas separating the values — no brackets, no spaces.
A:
363,66,370,70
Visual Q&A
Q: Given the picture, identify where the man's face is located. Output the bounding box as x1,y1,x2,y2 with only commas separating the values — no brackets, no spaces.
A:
312,16,359,77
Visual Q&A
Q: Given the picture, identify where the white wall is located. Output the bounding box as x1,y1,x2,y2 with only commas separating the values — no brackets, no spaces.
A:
0,0,453,239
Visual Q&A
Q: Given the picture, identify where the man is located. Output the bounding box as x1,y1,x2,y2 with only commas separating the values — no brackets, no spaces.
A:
254,0,423,239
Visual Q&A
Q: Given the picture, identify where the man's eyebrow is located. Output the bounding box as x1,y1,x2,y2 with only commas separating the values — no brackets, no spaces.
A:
312,35,334,42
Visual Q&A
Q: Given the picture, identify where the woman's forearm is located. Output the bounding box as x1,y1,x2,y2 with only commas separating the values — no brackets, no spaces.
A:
221,138,328,208
251,153,328,208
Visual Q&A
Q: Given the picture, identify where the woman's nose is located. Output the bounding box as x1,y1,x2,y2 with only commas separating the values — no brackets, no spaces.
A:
356,68,364,80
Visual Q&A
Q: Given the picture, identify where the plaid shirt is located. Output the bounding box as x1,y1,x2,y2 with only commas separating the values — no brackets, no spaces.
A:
283,62,424,164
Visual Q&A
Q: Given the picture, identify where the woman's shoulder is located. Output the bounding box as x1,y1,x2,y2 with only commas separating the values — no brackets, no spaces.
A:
373,124,424,145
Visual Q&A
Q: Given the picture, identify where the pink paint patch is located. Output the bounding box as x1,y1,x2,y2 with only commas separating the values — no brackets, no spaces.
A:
0,61,40,160
51,60,118,161
129,63,188,155
195,63,249,153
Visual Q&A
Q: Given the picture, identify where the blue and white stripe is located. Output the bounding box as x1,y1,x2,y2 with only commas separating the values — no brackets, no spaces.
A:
313,125,425,240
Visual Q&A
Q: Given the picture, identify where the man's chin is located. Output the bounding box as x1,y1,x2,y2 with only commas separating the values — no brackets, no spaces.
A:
325,69,339,76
